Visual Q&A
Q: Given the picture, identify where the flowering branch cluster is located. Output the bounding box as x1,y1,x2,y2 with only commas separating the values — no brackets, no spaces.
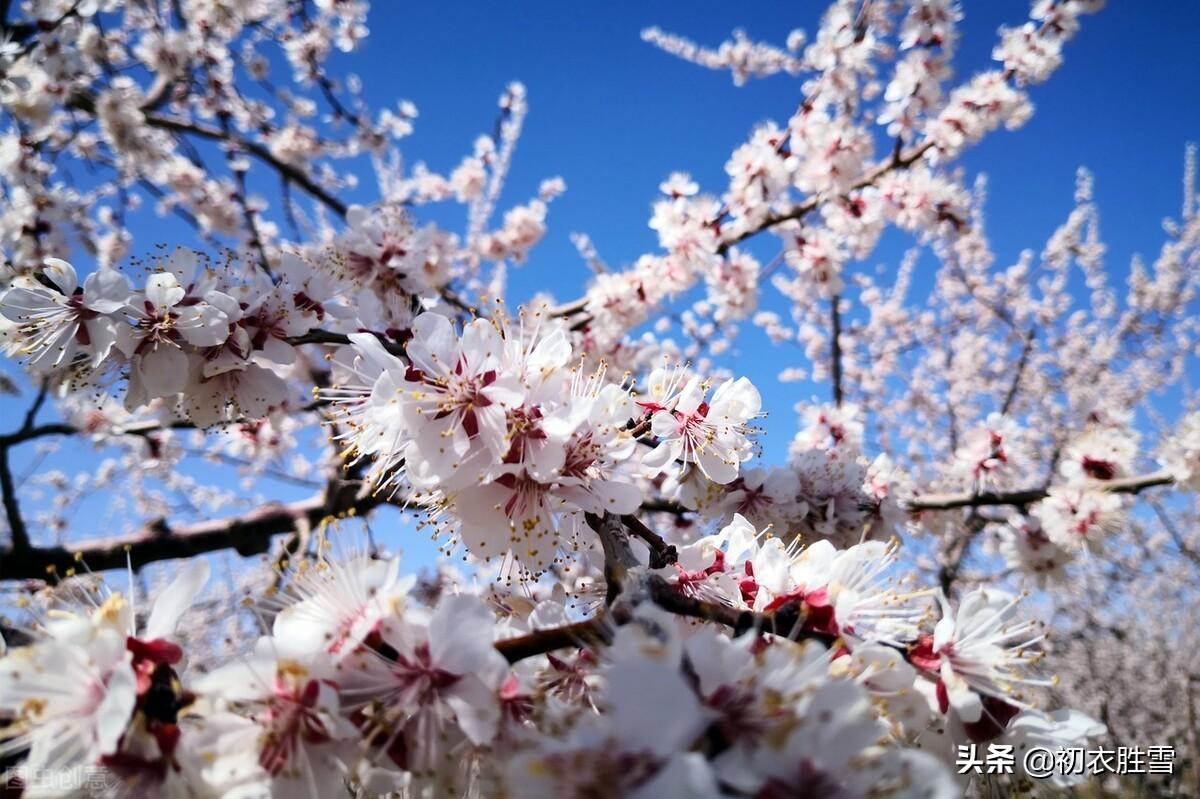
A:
0,0,1199,795
0,511,1107,797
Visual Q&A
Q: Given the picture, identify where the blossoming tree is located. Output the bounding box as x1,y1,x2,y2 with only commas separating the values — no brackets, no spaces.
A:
0,0,1196,796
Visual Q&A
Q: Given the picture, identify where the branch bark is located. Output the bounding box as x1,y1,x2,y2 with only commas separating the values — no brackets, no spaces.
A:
908,470,1176,512
830,293,844,407
0,480,390,581
143,112,349,218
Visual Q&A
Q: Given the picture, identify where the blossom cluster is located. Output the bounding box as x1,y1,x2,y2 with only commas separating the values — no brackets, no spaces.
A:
0,516,1105,798
322,313,760,577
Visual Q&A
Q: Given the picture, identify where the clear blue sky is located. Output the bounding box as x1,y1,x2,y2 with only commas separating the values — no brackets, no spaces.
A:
3,2,1199,574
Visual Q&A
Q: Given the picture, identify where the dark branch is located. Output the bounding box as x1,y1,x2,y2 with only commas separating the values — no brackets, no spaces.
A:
1000,328,1036,415
0,480,392,581
908,470,1176,512
141,112,349,218
494,618,612,664
0,446,28,552
830,293,845,407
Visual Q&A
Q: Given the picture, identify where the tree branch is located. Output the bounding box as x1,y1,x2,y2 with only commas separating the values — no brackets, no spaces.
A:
0,480,392,581
1000,328,1036,415
0,446,28,552
141,112,349,218
286,328,408,355
556,140,936,325
494,617,612,664
619,514,677,569
908,470,1176,512
715,140,935,256
830,292,845,407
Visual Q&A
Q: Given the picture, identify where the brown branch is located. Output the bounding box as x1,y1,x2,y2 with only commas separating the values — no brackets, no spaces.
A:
222,113,274,279
0,480,392,581
0,446,28,552
0,383,52,551
619,514,677,569
1000,328,1036,415
286,328,409,356
715,140,935,256
141,112,349,218
908,470,1177,512
1150,499,1200,568
494,617,612,664
830,293,845,407
490,575,843,665
555,140,936,325
586,511,640,605
639,498,690,516
937,512,988,596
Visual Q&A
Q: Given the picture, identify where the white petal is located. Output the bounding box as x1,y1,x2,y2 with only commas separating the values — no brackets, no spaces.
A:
145,558,211,640
137,346,189,398
145,273,185,309
42,257,78,295
95,659,137,754
83,269,131,313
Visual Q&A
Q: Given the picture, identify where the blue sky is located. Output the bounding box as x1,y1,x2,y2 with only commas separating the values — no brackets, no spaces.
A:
3,2,1199,576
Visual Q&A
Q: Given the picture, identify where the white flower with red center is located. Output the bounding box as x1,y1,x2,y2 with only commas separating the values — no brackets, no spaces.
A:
792,402,864,453
717,466,802,530
781,225,849,296
953,412,1022,486
238,279,312,367
0,562,212,795
689,635,831,784
321,331,412,494
862,453,911,537
659,172,699,198
338,203,444,295
191,639,354,798
641,373,761,485
667,535,743,606
908,588,1052,738
276,251,347,330
648,194,722,288
1159,411,1200,491
499,309,573,402
0,257,130,372
503,656,712,799
1030,486,1124,553
682,630,956,799
721,674,956,799
117,266,237,410
273,551,413,664
727,524,929,646
181,361,291,428
1059,425,1139,483
0,628,137,791
400,312,525,491
998,513,1074,582
444,369,640,576
339,593,508,772
821,540,933,647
